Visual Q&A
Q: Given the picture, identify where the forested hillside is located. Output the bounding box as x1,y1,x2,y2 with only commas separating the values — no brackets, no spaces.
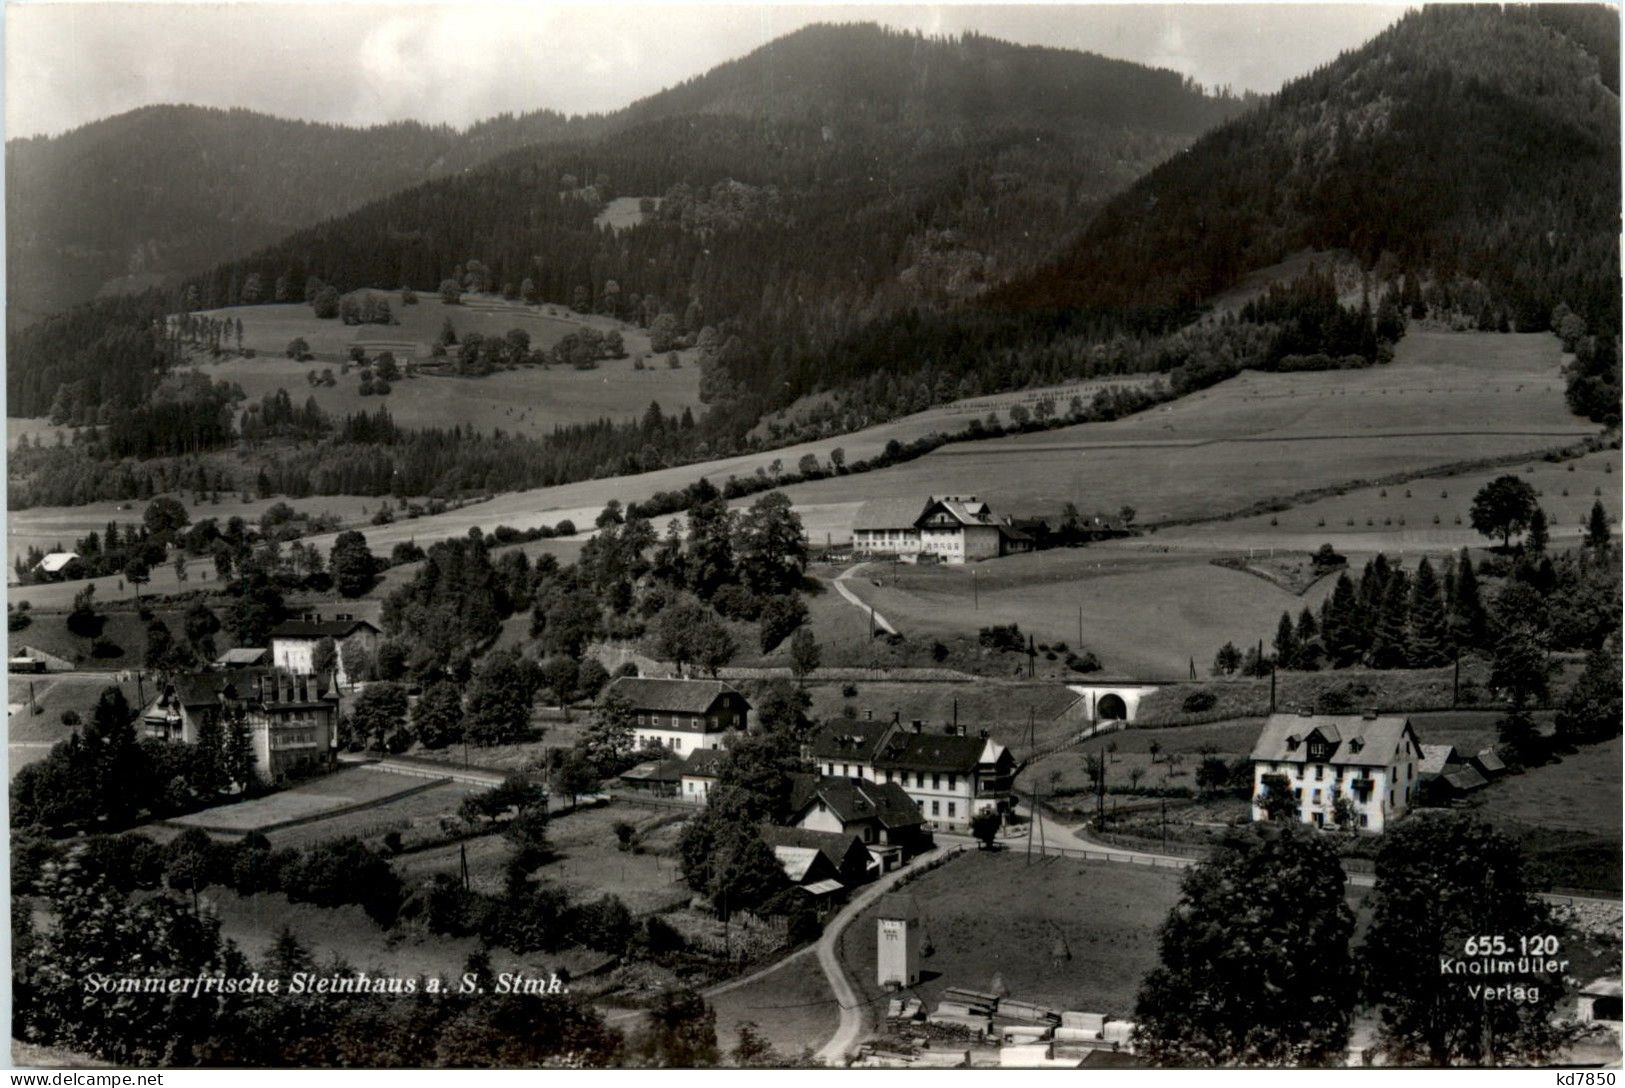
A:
10,24,1246,422
5,105,601,324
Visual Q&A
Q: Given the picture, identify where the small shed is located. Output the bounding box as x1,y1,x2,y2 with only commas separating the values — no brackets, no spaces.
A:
1471,748,1507,778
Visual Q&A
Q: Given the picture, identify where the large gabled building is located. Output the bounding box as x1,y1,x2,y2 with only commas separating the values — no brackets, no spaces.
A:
603,676,750,754
851,495,1032,564
269,613,381,688
1249,710,1423,832
808,718,1015,832
139,668,339,784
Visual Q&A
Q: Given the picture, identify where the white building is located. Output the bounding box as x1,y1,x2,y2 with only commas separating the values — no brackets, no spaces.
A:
809,718,1015,832
851,495,1031,564
269,614,380,688
876,892,922,990
1249,710,1423,832
604,676,750,754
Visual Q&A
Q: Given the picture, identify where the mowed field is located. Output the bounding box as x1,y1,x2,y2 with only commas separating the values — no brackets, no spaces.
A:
193,293,704,438
1157,448,1620,554
838,850,1184,1018
837,550,1337,678
164,767,433,833
768,330,1596,538
8,491,385,568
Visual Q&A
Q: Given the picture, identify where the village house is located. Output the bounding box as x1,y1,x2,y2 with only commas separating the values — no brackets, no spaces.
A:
269,613,381,688
213,647,272,669
1249,709,1423,832
788,773,927,867
851,495,1033,564
760,825,875,888
603,676,750,753
679,746,728,803
33,552,82,580
808,717,1015,832
139,668,339,784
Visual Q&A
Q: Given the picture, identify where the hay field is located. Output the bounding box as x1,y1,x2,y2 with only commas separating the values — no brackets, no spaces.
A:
767,330,1595,536
166,767,433,833
193,293,704,438
1156,448,1619,554
837,850,1183,1018
8,491,383,567
837,551,1334,679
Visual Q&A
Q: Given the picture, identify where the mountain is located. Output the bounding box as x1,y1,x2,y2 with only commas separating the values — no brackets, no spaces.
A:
1001,3,1620,333
5,104,599,325
9,24,1249,420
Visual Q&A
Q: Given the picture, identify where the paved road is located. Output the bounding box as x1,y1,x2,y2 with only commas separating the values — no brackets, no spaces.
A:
832,564,897,636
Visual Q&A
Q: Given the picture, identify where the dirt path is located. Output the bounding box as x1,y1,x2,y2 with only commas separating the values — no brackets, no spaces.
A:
832,564,897,636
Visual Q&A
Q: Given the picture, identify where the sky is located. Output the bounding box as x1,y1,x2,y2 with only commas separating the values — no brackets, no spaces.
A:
5,2,1411,140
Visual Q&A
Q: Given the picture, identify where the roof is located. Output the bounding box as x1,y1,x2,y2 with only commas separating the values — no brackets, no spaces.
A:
874,892,919,922
876,730,1003,774
1583,977,1624,998
607,676,744,715
1418,744,1459,777
773,845,837,884
36,552,79,573
680,747,729,778
789,774,922,828
1472,748,1507,775
270,618,379,640
618,757,684,784
810,722,893,763
760,825,870,870
851,498,928,532
1249,713,1416,768
921,495,997,528
801,878,845,896
154,668,336,711
215,648,271,666
1441,766,1489,793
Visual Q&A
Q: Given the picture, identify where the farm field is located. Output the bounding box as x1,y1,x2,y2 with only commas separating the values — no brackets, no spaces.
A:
7,491,387,568
766,330,1597,538
8,673,144,775
1156,447,1620,554
1468,736,1622,893
392,802,691,914
265,779,486,850
167,767,437,833
837,850,1183,1018
836,549,1335,679
707,947,836,1058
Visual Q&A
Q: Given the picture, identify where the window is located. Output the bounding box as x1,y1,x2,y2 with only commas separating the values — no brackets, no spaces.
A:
1312,789,1320,803
673,737,682,751
947,802,957,818
916,772,925,789
931,801,940,816
932,774,941,790
842,763,850,776
1315,765,1324,780
827,764,834,776
1360,814,1370,828
817,800,826,812
948,774,957,791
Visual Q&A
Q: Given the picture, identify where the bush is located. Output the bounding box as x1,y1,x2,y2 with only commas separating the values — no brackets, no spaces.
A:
1066,651,1101,674
978,623,1025,653
1182,690,1218,714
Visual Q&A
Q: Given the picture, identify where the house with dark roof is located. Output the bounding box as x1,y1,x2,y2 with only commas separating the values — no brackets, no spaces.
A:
139,668,339,784
604,676,750,754
808,718,1015,832
789,773,926,865
678,746,729,804
1249,710,1423,832
269,612,380,687
214,647,272,669
851,495,1031,564
760,825,875,887
614,756,685,799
